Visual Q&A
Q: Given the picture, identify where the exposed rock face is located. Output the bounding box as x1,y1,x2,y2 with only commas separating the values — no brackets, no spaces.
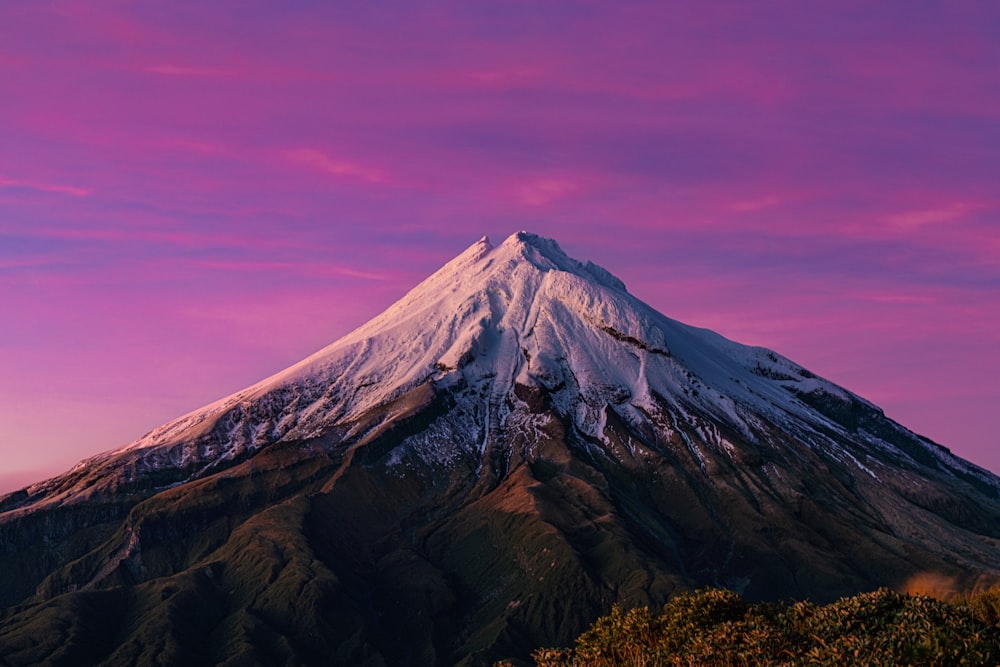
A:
2,232,999,665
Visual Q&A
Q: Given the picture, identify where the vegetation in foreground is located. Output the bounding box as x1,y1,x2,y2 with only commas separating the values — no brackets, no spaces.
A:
499,586,1000,666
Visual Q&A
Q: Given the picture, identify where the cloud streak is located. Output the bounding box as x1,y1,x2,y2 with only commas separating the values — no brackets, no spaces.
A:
144,64,238,77
283,148,385,184
887,202,983,228
0,176,91,197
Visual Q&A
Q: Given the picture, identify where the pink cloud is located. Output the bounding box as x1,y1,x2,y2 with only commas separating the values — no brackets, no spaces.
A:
517,178,580,206
0,176,90,197
849,291,938,305
283,148,385,184
887,202,982,228
153,137,228,154
144,64,238,77
184,259,391,282
460,66,548,88
728,195,789,213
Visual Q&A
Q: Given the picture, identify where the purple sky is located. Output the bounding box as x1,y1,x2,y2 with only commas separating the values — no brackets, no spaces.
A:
2,2,998,493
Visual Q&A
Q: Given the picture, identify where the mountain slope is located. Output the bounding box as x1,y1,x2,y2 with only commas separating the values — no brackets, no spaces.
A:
2,232,999,666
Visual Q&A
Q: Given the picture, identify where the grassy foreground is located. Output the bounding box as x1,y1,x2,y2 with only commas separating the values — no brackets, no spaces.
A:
498,586,1000,666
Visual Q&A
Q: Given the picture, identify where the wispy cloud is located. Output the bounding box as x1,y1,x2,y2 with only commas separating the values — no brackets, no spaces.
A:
185,258,390,281
0,255,68,270
330,266,390,281
0,176,91,197
518,178,579,206
145,64,237,77
850,291,938,305
887,202,981,228
459,67,546,88
729,195,787,213
284,148,384,183
156,138,227,154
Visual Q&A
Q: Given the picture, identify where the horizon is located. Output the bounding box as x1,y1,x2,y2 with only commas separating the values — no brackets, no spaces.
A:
2,2,999,492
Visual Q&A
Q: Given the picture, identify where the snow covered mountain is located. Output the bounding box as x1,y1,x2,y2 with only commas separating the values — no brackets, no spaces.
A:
13,232,994,510
2,232,999,665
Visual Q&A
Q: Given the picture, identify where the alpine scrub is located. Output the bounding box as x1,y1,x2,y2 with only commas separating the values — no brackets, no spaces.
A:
522,587,1000,666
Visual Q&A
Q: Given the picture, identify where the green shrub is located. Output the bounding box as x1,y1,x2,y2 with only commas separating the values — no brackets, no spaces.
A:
964,586,1000,628
518,587,1000,667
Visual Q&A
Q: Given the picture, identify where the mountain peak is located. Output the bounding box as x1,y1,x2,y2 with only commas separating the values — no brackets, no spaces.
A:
498,230,571,267
493,231,628,293
501,229,559,254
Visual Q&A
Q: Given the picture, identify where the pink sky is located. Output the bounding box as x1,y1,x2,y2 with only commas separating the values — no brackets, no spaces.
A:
1,2,999,492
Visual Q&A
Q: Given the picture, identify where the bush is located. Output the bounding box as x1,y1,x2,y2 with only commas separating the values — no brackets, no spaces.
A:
519,588,1000,666
964,585,1000,628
